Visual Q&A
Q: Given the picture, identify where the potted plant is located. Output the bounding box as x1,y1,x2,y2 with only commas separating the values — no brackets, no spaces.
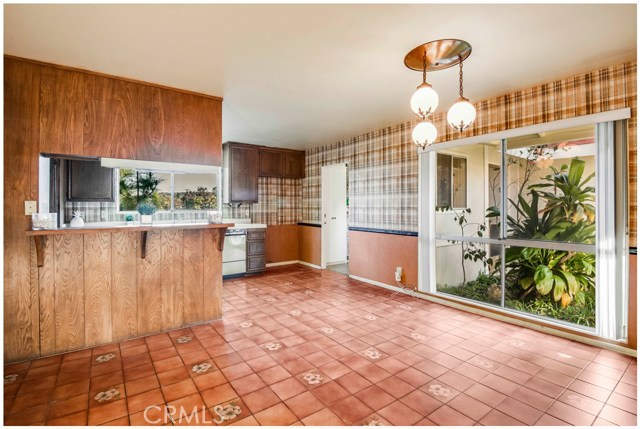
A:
137,202,156,225
125,214,135,226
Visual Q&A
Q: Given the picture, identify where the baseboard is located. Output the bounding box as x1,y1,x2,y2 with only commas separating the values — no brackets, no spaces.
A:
266,260,323,270
348,274,637,357
297,260,322,270
266,260,299,267
348,274,411,294
326,260,348,266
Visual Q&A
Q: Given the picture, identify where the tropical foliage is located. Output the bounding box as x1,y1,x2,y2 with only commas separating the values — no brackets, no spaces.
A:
119,169,169,210
439,156,597,326
493,158,596,308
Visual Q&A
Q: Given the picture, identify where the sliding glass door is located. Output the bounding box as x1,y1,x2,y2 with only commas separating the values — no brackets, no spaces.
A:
420,117,628,340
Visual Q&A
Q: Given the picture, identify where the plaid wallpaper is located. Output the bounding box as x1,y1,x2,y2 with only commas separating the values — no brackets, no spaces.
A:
303,125,418,232
253,177,302,225
65,201,210,223
303,61,637,243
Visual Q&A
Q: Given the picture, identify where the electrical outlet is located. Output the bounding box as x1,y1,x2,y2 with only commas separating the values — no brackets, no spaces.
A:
395,267,403,282
24,201,37,215
245,208,250,217
101,210,108,220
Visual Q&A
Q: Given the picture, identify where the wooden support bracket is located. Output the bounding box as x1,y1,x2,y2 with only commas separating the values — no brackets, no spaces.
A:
141,231,148,259
33,236,45,267
218,228,228,251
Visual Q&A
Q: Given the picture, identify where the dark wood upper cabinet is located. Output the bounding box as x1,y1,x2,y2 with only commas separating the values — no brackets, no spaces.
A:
283,151,305,178
223,143,305,203
223,143,259,203
67,159,115,202
259,148,284,177
258,147,305,179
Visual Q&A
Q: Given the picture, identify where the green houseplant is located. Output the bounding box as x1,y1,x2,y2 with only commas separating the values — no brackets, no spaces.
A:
137,202,157,225
489,158,596,311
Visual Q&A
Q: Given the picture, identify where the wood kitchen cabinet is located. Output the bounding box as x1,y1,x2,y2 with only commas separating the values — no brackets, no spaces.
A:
67,159,115,202
223,143,260,203
258,147,305,178
223,142,305,203
259,148,284,177
246,228,266,274
282,150,305,178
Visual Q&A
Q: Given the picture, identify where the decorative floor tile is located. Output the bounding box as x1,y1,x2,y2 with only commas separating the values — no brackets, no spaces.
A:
3,264,636,427
297,369,329,389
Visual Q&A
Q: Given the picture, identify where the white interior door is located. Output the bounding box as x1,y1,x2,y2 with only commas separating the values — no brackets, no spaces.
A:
321,164,348,268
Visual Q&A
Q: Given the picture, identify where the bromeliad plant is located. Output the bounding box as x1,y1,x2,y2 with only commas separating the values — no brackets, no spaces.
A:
488,158,596,308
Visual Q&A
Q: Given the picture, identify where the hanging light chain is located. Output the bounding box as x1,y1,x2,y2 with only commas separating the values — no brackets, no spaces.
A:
458,56,464,98
422,51,427,84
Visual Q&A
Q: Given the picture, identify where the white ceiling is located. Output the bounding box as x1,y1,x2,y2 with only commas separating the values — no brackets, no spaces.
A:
4,3,637,150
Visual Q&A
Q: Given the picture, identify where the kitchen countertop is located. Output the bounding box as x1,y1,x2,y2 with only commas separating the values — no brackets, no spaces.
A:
223,219,266,229
232,223,267,229
298,220,321,226
26,222,234,236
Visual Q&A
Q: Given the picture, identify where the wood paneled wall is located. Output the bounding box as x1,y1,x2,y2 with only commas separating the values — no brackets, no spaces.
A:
4,56,224,362
4,58,41,362
20,55,223,165
34,230,222,358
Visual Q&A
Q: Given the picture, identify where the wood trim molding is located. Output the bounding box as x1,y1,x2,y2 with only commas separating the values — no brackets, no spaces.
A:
4,54,223,102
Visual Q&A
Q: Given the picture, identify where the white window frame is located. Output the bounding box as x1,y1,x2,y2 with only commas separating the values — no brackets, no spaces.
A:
418,108,630,341
115,168,221,214
435,151,468,210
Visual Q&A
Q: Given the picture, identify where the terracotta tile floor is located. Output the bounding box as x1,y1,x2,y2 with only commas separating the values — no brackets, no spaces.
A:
3,265,637,426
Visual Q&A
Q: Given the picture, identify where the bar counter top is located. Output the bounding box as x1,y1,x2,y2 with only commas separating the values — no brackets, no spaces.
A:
26,222,234,236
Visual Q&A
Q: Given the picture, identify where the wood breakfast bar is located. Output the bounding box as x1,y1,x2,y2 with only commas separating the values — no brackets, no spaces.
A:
4,56,226,362
23,223,232,358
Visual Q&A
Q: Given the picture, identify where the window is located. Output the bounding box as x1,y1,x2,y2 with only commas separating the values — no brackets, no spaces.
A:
118,169,219,212
420,115,629,341
436,153,467,208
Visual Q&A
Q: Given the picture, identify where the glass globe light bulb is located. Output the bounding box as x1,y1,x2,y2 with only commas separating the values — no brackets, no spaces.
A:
447,97,476,131
410,83,439,118
412,121,438,149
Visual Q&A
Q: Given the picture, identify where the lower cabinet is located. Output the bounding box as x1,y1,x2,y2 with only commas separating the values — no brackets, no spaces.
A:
246,228,266,274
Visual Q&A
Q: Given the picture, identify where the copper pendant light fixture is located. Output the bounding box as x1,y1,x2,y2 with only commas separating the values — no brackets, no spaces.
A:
404,39,476,148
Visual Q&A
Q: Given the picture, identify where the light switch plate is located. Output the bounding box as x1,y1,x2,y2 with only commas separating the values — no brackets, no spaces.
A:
24,201,37,215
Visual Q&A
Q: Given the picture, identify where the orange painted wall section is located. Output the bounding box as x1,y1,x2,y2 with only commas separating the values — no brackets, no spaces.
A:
349,230,418,288
628,254,637,350
298,225,321,267
265,224,299,264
